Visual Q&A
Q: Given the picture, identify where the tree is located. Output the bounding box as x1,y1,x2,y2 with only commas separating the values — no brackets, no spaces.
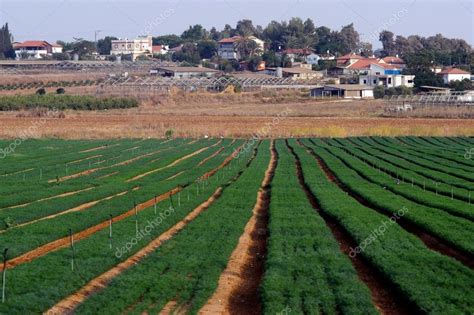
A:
373,86,385,99
236,19,257,36
235,37,261,60
97,36,118,55
171,42,201,65
338,23,360,53
197,40,217,59
379,30,396,57
449,78,472,91
152,35,183,48
181,25,208,42
0,23,14,59
71,39,97,58
247,55,263,71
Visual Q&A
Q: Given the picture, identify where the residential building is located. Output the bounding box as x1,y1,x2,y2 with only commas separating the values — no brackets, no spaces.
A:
310,84,374,99
381,55,406,68
438,68,471,84
152,45,169,55
217,36,265,60
13,41,62,59
111,36,153,60
305,53,320,65
359,63,415,88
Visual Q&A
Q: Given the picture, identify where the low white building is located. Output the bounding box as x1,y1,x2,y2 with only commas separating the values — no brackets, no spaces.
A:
111,36,153,60
13,41,62,59
359,63,414,88
438,68,471,84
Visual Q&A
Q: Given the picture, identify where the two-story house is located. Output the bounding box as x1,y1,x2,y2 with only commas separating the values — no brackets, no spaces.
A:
111,36,153,60
217,36,264,60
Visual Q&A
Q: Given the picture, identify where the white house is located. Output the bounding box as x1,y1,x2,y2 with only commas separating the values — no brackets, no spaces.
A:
13,41,62,59
438,68,471,84
217,36,264,60
359,63,414,88
305,53,320,65
111,36,153,60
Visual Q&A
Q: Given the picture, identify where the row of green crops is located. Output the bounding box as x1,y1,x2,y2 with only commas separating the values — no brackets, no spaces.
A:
0,142,258,314
0,94,138,111
0,139,240,259
302,139,474,256
261,140,377,314
288,139,474,314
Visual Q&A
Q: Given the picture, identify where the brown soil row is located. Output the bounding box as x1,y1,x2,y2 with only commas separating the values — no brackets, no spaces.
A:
0,168,35,177
127,140,222,182
306,143,474,269
79,144,120,153
67,154,103,165
197,147,225,167
199,141,276,315
3,186,94,210
47,187,223,314
288,141,417,315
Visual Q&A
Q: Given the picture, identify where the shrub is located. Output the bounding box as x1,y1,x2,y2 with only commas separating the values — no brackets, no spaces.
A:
36,88,46,95
373,86,385,99
56,88,66,94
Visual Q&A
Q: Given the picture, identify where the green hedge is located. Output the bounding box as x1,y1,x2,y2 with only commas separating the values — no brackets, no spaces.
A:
0,94,138,111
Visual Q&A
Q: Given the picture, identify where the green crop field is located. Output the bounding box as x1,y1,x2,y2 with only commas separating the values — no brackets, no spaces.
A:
0,137,472,314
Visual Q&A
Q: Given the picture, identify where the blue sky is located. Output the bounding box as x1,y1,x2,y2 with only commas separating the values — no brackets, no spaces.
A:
1,0,473,48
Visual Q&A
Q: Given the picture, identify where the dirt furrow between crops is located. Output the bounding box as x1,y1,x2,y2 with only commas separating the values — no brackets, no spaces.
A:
46,187,223,315
2,187,95,210
79,144,120,153
67,154,103,165
0,168,35,177
300,141,474,269
1,188,139,233
288,141,417,315
197,147,225,166
127,140,223,182
199,141,276,315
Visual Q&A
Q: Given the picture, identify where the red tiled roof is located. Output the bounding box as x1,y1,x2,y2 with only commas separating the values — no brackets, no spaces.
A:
382,56,405,64
14,41,52,48
337,53,364,61
345,58,377,70
218,36,243,43
438,67,470,75
152,45,162,52
370,62,401,70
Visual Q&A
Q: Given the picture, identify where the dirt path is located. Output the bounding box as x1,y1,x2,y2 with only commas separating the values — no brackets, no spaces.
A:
2,186,94,210
46,187,223,315
288,141,417,315
199,141,276,315
67,154,103,165
127,140,222,182
197,147,225,167
79,144,120,153
302,141,474,269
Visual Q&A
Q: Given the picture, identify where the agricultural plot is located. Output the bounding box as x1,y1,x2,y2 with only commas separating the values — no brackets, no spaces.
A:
0,136,472,314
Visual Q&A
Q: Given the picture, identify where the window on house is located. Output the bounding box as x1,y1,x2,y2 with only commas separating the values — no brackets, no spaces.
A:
373,79,377,84
363,79,367,84
376,72,380,75
408,80,414,83
388,78,392,84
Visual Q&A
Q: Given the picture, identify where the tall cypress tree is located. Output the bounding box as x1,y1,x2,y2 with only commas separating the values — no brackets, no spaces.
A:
0,23,14,59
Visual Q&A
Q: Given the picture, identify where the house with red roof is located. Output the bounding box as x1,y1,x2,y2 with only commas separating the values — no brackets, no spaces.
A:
13,41,62,59
437,67,471,84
